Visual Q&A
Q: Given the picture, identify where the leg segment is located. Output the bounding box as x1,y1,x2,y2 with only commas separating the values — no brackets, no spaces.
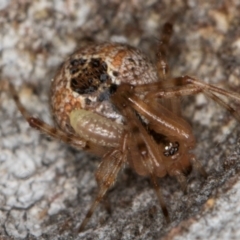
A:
128,106,170,222
174,171,188,194
119,85,195,146
157,22,182,116
111,90,172,222
2,81,87,149
135,76,240,122
190,157,208,178
156,22,173,80
149,174,170,223
127,108,170,221
77,133,128,232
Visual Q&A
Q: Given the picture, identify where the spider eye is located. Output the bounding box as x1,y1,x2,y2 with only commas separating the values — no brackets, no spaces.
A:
164,142,180,157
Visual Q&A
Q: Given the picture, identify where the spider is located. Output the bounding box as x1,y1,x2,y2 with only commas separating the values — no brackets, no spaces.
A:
2,22,240,233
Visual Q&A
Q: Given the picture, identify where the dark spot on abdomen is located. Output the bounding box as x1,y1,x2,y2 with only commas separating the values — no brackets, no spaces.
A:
109,84,118,94
70,57,112,96
113,71,119,77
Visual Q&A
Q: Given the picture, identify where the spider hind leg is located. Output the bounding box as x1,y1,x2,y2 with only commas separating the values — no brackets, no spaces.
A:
1,80,87,149
77,134,128,232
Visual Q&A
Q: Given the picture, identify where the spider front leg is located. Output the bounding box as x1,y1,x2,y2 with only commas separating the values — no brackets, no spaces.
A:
142,75,240,122
135,75,240,177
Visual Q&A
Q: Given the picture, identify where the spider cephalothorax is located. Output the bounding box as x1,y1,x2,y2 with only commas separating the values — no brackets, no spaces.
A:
3,22,240,233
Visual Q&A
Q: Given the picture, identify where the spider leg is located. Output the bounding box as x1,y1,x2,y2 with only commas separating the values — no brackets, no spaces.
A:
144,75,240,103
157,22,182,116
184,76,240,102
149,174,170,223
111,93,171,221
144,85,201,100
112,84,208,188
133,77,186,93
140,90,207,181
142,76,240,122
204,90,240,122
118,85,195,146
77,134,128,232
157,22,173,80
174,171,188,194
128,113,170,222
127,107,170,222
185,76,240,121
190,156,208,178
2,81,86,149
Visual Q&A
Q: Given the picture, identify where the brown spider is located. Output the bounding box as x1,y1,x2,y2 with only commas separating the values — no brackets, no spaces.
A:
2,22,240,233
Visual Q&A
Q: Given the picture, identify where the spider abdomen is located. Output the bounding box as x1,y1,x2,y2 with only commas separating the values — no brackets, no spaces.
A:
51,42,158,136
